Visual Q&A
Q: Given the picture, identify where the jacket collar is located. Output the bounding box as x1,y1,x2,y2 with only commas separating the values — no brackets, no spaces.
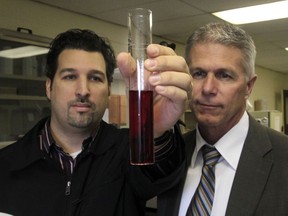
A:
9,118,48,171
8,118,128,171
88,121,129,156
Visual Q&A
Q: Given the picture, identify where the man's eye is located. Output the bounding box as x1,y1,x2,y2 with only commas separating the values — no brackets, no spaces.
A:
216,71,233,80
191,70,206,79
89,75,103,82
63,75,76,80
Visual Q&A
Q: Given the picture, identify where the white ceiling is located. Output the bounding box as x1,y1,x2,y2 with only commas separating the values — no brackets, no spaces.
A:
33,0,288,74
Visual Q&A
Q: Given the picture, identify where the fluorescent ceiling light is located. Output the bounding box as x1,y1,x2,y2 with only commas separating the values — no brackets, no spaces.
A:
213,0,288,25
0,45,49,59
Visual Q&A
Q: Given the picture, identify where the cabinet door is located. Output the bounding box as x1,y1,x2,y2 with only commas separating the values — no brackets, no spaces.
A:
0,28,51,143
108,95,127,126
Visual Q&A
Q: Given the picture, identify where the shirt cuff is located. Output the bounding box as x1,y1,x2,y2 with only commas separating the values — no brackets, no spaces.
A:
154,129,174,161
140,122,185,181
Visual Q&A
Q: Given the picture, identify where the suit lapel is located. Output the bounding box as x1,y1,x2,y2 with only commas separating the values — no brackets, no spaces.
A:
225,116,273,215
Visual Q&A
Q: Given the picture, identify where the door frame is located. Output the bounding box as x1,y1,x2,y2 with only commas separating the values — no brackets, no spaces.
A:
283,90,288,135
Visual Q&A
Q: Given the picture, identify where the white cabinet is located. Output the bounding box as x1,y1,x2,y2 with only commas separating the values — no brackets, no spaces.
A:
249,110,283,132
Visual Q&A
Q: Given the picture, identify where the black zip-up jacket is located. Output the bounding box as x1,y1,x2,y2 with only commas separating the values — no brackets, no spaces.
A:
0,118,185,216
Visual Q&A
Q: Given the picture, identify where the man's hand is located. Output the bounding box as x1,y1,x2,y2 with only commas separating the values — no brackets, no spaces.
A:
117,44,192,138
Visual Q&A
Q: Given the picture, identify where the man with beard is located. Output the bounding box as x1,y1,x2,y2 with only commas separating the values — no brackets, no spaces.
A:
0,29,191,216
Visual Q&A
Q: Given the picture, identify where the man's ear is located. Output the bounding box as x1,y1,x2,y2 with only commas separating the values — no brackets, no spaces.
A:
46,79,51,100
245,75,257,99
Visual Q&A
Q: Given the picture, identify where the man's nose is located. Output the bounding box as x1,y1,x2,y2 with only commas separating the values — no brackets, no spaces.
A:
202,74,217,95
75,78,90,98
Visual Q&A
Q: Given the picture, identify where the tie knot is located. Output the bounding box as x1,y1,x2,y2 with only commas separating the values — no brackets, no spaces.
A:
202,145,221,167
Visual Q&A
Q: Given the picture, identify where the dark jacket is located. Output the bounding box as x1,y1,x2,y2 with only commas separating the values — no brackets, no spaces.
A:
0,118,185,216
158,115,288,216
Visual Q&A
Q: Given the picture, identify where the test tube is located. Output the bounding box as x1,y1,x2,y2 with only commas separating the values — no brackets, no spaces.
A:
128,8,154,165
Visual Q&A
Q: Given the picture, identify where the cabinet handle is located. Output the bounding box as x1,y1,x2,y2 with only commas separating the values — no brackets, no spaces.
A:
17,27,32,34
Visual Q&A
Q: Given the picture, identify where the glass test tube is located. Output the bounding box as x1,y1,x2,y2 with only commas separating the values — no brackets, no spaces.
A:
128,8,154,165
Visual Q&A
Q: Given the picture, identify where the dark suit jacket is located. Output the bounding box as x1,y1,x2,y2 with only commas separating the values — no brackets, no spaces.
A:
0,118,185,216
158,114,288,216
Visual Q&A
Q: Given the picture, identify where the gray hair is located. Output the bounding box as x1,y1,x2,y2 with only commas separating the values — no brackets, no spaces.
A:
185,22,256,80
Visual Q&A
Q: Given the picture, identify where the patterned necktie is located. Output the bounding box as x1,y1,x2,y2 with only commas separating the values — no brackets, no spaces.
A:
186,145,221,216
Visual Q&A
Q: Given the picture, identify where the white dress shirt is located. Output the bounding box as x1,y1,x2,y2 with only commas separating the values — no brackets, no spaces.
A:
179,112,249,216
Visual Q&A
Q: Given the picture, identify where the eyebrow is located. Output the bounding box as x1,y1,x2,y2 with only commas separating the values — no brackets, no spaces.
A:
59,68,76,74
59,68,106,77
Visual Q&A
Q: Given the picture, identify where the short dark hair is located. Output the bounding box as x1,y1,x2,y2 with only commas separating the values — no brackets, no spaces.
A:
46,29,116,85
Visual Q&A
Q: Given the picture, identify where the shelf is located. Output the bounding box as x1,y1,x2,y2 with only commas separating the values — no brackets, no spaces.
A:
0,94,47,101
0,73,46,81
0,141,14,149
0,75,46,97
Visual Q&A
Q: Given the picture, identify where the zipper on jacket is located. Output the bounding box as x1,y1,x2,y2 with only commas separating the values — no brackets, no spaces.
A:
65,181,71,196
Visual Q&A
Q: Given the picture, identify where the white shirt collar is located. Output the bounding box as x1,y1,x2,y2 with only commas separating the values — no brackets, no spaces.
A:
192,111,249,170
